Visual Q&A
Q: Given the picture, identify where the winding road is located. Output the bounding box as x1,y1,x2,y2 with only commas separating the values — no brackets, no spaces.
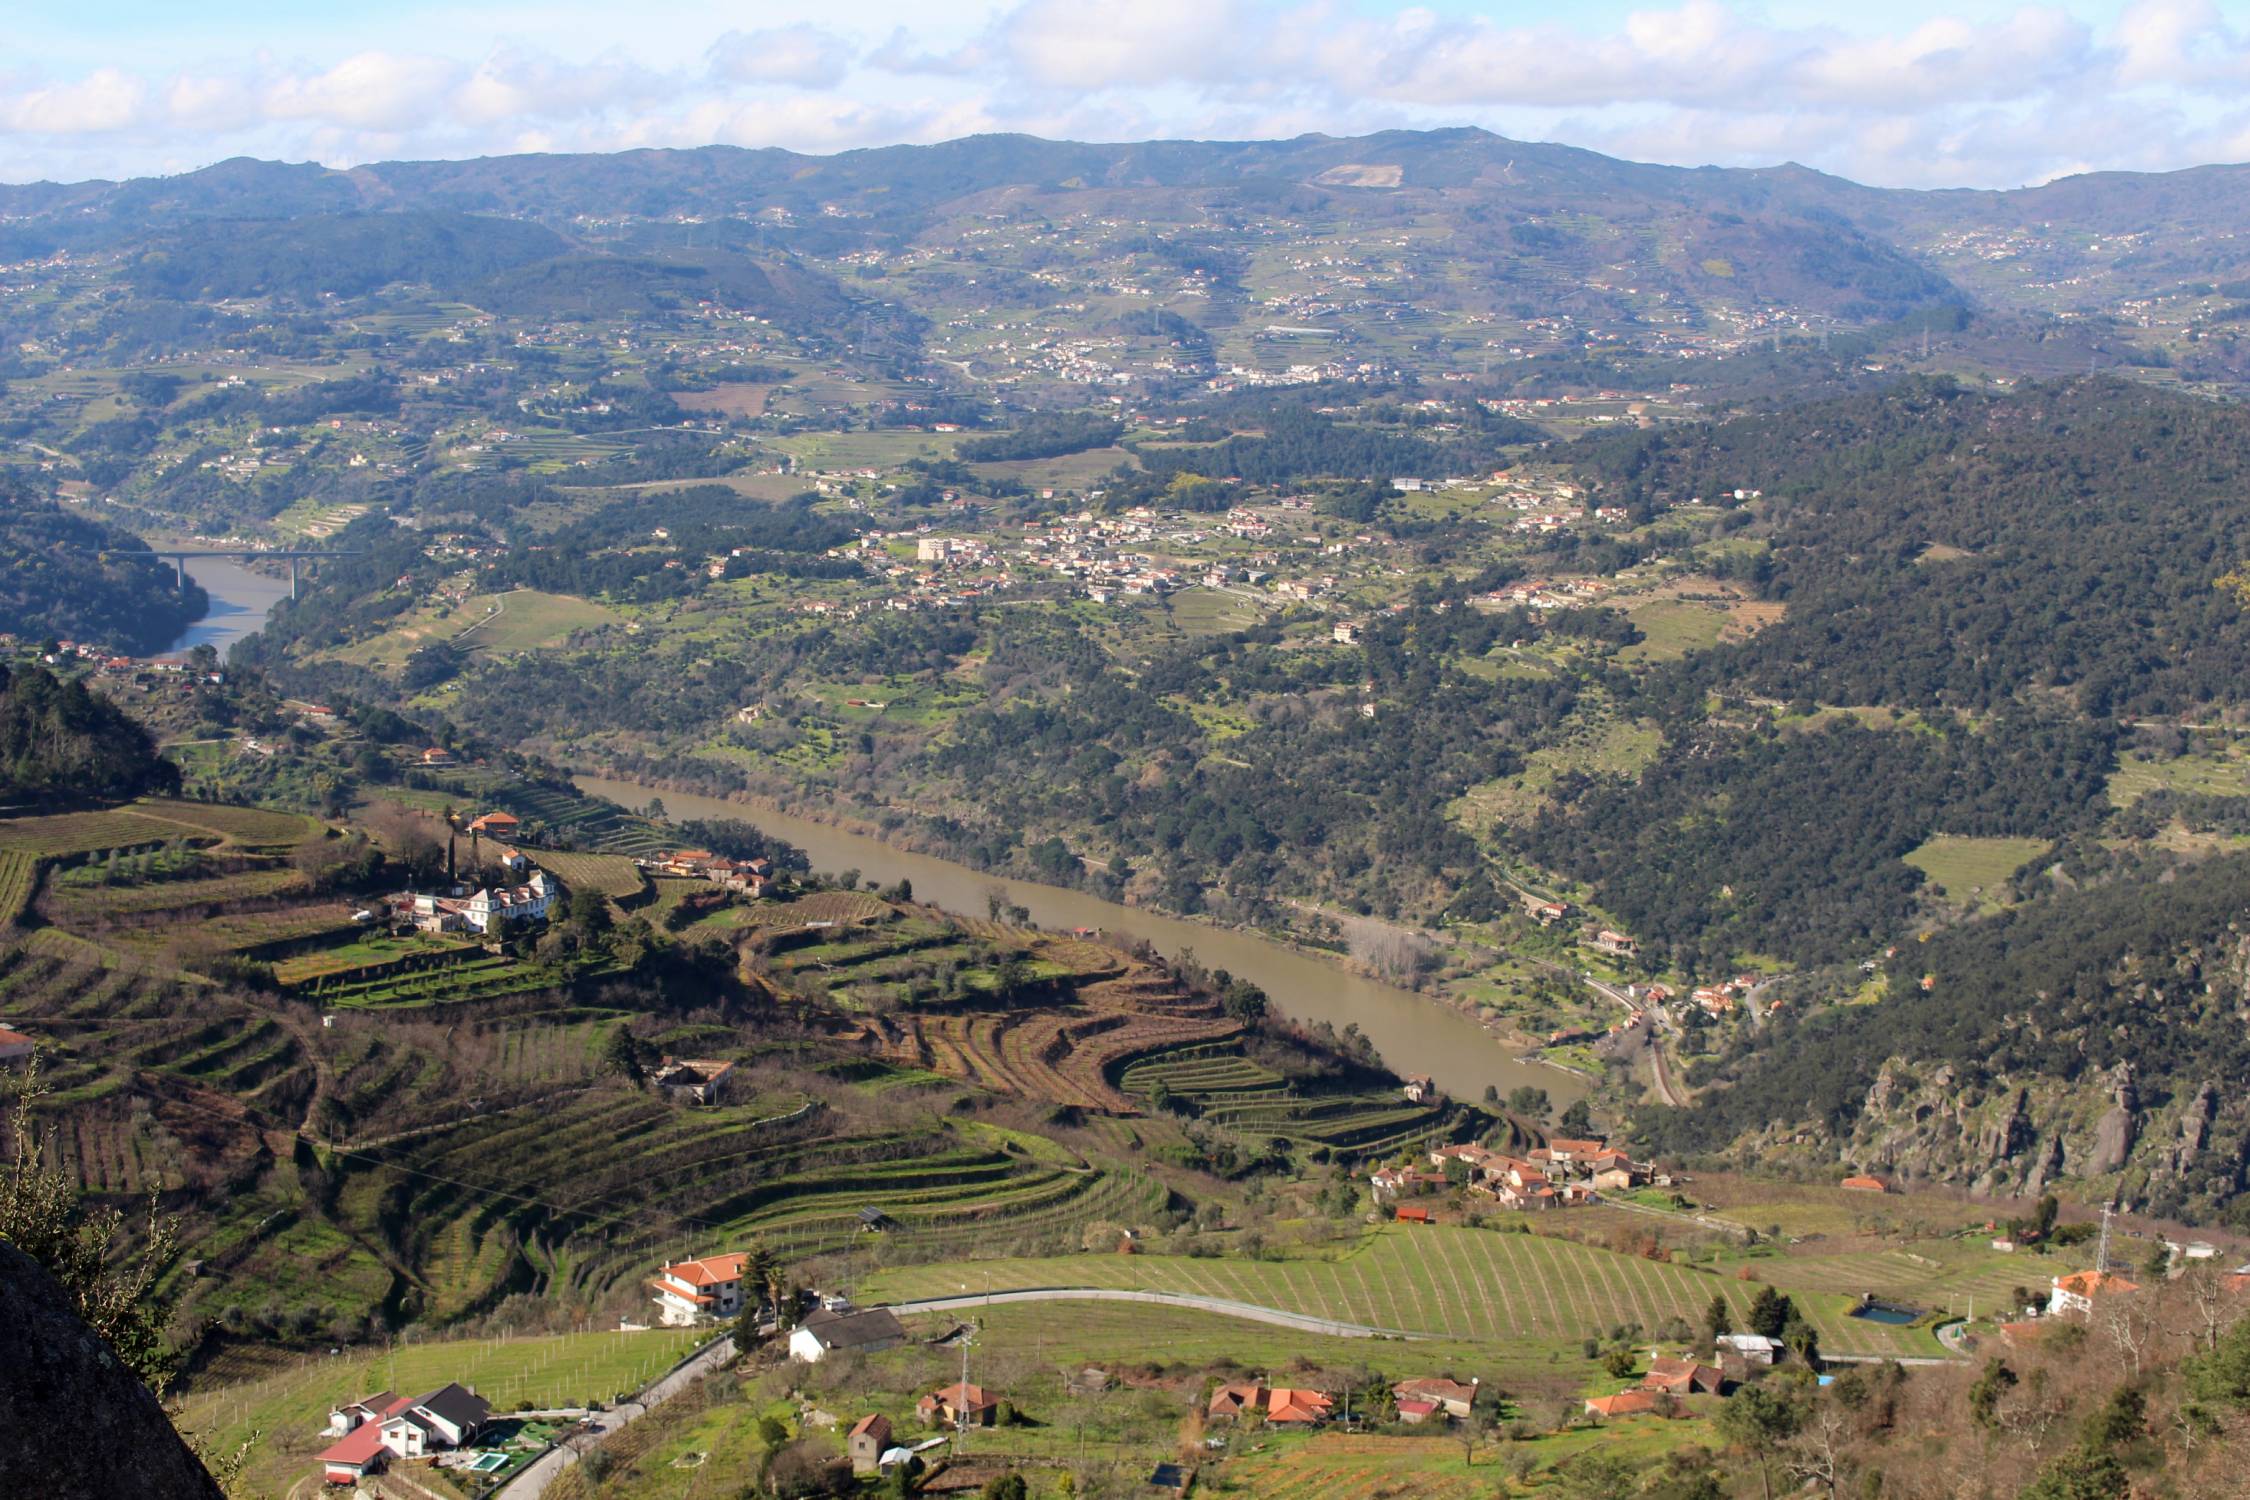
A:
878,1287,1426,1339
493,1334,735,1500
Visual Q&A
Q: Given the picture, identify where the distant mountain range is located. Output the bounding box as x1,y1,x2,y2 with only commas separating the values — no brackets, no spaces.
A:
8,128,2249,363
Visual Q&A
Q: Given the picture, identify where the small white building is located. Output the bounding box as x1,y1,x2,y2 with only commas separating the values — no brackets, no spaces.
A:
1716,1333,1779,1366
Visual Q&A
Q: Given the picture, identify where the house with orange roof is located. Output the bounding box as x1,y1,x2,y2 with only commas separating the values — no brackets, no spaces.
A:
465,811,520,836
847,1414,892,1476
1206,1381,1266,1420
1584,1390,1671,1420
918,1381,999,1428
1840,1174,1890,1193
650,1251,753,1326
1642,1356,1724,1395
2048,1270,2139,1317
0,1026,33,1065
1264,1388,1334,1426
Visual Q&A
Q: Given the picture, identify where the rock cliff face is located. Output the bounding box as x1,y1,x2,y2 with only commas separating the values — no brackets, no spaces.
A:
0,1241,223,1500
1719,1060,2250,1222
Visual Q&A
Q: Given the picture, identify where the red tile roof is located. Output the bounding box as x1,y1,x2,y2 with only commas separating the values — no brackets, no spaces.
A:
319,1423,388,1470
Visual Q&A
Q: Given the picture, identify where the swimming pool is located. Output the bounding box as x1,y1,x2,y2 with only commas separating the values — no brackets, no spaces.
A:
1849,1301,1921,1326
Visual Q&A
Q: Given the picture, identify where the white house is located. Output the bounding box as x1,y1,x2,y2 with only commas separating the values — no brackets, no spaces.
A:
2048,1270,2139,1317
1716,1333,1779,1366
788,1307,907,1363
461,870,558,932
650,1252,752,1327
326,1383,490,1460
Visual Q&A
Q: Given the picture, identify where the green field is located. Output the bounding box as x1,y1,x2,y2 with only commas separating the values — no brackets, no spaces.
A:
1166,586,1265,636
450,589,622,654
178,1327,709,1498
1903,834,2049,908
1618,599,1731,663
772,430,965,469
861,1224,1959,1359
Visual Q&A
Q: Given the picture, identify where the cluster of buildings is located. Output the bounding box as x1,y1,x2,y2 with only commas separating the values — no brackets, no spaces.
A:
636,847,776,897
317,1383,493,1486
1206,1374,1479,1428
1374,1136,1654,1214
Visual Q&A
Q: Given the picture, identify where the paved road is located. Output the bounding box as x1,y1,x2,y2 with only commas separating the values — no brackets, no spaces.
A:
880,1287,1427,1339
494,1334,734,1500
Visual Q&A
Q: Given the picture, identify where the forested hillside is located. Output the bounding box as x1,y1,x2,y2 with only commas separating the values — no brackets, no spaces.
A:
0,500,204,655
1580,378,2250,716
0,663,177,802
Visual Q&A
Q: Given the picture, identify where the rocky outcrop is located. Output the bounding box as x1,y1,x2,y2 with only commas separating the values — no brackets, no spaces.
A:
2165,1083,2218,1173
0,1241,223,1500
1981,1088,2036,1165
2086,1067,2140,1176
1716,1052,2250,1223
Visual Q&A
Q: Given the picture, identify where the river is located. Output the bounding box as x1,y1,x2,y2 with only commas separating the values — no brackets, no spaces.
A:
161,553,294,661
574,774,1583,1104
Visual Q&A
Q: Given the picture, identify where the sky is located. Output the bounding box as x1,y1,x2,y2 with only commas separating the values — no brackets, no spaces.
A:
5,0,2250,189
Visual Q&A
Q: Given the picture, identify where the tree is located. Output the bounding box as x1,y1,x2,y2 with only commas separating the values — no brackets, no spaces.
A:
0,1059,181,1394
1968,1359,2017,1428
1747,1284,1794,1339
1717,1383,1803,1500
1702,1292,1733,1352
1507,1085,1551,1120
1549,1451,1638,1500
599,1025,645,1086
747,1242,782,1324
1602,1346,1640,1379
982,1475,1028,1500
1558,1098,1595,1137
1782,1313,1822,1370
2018,1442,2129,1500
568,887,613,938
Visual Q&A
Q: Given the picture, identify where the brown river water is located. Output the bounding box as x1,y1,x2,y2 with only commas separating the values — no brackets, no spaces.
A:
160,551,1581,1103
575,775,1584,1104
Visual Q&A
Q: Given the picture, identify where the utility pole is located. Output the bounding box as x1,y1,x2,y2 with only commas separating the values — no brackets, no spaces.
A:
955,1325,974,1458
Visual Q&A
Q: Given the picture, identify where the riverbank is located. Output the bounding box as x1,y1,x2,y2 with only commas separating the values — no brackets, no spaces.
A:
147,545,294,661
574,771,1584,1105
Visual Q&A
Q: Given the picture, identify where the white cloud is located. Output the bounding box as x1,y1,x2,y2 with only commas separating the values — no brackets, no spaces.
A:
262,51,459,131
2,67,147,133
707,24,860,88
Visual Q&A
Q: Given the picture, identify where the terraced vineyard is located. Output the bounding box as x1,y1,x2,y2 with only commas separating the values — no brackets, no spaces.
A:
330,1089,1168,1323
1122,1040,1459,1158
0,850,37,927
528,849,646,899
863,1224,1976,1359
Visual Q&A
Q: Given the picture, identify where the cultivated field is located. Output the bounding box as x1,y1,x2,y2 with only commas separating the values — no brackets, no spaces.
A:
1904,835,2049,908
863,1224,1974,1359
0,851,37,926
530,850,646,899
